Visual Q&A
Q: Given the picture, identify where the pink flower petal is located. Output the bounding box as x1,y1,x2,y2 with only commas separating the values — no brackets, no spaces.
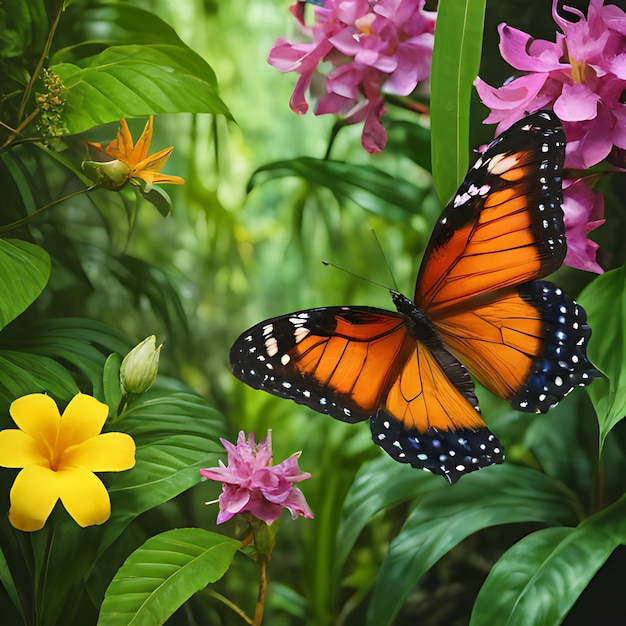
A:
554,82,600,122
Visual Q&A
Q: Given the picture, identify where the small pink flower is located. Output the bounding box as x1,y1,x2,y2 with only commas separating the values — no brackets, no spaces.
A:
268,0,436,152
475,0,626,168
561,178,605,273
201,431,313,525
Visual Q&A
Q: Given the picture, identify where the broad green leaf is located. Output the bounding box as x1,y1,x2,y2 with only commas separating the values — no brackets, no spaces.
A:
248,157,425,220
3,318,129,399
53,44,232,134
337,456,441,571
430,0,486,204
95,390,226,557
366,465,580,626
0,239,50,330
0,351,79,411
471,495,626,625
577,267,626,449
52,3,192,62
97,529,240,626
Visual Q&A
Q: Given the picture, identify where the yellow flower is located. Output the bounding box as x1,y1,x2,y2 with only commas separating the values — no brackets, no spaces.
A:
84,116,184,188
0,393,136,532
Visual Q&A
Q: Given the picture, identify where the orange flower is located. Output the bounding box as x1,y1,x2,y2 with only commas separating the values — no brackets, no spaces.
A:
85,116,184,188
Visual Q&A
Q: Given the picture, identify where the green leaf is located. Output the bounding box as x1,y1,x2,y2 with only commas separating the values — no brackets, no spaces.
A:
471,495,626,625
337,456,441,571
2,318,129,400
94,390,227,558
52,3,194,62
430,0,486,203
139,184,172,216
0,351,79,410
577,267,626,449
366,465,580,626
103,352,123,417
0,0,47,60
53,44,232,134
248,157,425,220
385,120,432,172
97,528,240,626
0,239,50,330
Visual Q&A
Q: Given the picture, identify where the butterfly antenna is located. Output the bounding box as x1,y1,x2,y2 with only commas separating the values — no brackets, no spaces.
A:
370,229,400,292
321,260,394,293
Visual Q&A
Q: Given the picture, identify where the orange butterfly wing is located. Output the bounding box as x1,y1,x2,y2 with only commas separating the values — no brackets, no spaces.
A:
415,110,598,413
416,111,566,316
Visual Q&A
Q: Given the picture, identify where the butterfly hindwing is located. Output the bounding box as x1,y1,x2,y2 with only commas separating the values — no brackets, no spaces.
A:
370,330,504,484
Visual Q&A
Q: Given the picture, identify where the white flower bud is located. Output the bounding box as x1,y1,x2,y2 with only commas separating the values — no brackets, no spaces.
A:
120,336,162,395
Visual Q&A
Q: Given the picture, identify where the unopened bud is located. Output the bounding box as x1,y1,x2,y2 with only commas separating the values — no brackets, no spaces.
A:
120,336,162,395
81,158,131,189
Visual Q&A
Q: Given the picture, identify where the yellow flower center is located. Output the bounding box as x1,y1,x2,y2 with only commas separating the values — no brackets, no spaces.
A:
569,56,595,83
355,13,375,36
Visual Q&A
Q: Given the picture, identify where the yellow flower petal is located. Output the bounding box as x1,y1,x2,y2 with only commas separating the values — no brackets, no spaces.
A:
9,394,60,446
9,466,60,532
57,393,108,450
106,118,136,163
0,430,47,468
132,116,154,165
63,432,136,472
57,468,111,527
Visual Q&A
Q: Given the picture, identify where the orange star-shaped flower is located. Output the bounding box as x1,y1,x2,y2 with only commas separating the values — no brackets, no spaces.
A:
85,116,184,188
0,393,136,532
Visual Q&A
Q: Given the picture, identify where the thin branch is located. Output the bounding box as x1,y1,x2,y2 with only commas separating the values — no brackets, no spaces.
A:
18,0,65,123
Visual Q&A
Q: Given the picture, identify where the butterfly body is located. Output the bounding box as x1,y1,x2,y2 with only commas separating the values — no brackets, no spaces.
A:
230,111,600,483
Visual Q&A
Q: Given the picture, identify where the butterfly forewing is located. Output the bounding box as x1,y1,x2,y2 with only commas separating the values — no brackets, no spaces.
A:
230,307,411,424
415,110,566,316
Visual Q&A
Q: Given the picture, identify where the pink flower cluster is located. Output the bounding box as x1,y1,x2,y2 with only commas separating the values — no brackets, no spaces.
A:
475,0,624,273
475,0,626,170
268,0,436,153
201,431,313,525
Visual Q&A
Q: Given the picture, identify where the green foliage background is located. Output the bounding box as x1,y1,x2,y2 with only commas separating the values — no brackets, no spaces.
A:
0,0,625,625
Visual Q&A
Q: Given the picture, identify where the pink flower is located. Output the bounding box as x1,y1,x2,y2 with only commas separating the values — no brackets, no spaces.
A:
561,178,605,273
201,431,313,525
475,0,626,168
268,0,436,152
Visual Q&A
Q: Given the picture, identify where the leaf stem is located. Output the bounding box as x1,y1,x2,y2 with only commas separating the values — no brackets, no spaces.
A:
205,589,253,625
0,184,99,233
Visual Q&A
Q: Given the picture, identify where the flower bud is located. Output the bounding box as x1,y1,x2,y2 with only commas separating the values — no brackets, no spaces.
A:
120,336,162,395
81,158,131,189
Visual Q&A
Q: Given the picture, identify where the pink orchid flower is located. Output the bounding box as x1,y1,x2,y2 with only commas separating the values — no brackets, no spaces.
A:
201,431,313,525
475,0,626,169
562,178,605,274
268,0,436,152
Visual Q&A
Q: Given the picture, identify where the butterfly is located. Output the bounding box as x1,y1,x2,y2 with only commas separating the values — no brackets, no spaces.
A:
230,110,600,484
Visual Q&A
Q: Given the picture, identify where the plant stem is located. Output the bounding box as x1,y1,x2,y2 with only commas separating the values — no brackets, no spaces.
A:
252,556,268,626
0,184,99,233
205,589,253,625
17,0,65,123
